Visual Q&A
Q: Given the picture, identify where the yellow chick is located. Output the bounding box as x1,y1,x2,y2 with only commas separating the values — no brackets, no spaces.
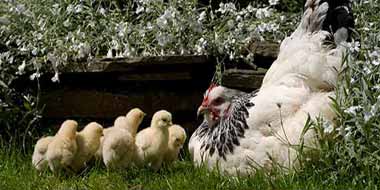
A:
102,128,136,169
135,110,173,171
164,124,187,164
70,122,103,172
94,136,105,161
102,109,145,169
32,136,54,171
115,108,146,137
95,108,145,161
45,120,78,173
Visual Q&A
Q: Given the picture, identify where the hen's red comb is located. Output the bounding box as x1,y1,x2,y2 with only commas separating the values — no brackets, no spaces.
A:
201,83,219,106
207,83,218,91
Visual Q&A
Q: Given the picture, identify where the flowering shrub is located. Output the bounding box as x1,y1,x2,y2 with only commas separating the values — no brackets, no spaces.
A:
1,0,297,82
0,0,297,147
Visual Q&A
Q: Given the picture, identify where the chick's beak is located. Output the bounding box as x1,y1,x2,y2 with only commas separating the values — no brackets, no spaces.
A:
197,105,208,118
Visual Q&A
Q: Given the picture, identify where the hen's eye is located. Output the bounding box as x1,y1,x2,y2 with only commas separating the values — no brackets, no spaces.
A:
212,97,224,105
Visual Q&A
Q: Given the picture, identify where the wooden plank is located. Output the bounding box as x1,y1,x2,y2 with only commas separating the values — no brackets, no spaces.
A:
41,88,203,119
65,55,212,72
247,41,279,69
222,69,267,91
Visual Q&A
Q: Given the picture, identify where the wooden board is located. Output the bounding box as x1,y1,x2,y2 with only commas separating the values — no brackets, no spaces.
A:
222,68,267,91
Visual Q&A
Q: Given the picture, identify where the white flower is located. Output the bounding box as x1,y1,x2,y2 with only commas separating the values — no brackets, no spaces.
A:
146,22,153,30
217,2,236,14
156,32,172,47
229,52,234,60
51,72,59,83
344,105,362,115
36,33,43,40
323,120,334,134
198,11,206,23
99,7,106,15
32,48,38,56
347,41,360,53
364,111,372,122
156,16,168,28
343,126,352,139
350,77,355,83
19,46,28,52
255,7,272,19
74,4,83,13
30,72,41,81
269,0,279,6
363,65,371,74
52,3,59,9
63,19,71,27
78,42,91,58
227,19,234,29
106,49,113,58
122,45,132,57
369,49,379,59
195,37,207,54
15,4,25,14
66,4,74,13
136,5,144,14
16,61,26,75
236,15,242,22
246,4,256,13
373,84,380,90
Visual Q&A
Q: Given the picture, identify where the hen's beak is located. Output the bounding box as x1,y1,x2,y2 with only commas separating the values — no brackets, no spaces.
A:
197,105,208,118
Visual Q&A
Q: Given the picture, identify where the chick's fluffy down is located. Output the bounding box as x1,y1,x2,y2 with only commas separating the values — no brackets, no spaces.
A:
46,120,78,172
71,122,103,172
135,110,172,170
164,124,187,164
95,108,145,161
32,136,54,171
102,127,137,169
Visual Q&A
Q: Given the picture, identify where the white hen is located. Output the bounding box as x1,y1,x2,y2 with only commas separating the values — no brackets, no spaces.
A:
189,0,354,175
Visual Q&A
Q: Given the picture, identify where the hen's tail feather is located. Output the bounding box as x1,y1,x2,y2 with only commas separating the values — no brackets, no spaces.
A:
298,0,355,44
295,0,328,36
322,0,355,44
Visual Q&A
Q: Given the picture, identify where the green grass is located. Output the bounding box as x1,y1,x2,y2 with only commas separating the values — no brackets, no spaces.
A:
0,148,378,190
